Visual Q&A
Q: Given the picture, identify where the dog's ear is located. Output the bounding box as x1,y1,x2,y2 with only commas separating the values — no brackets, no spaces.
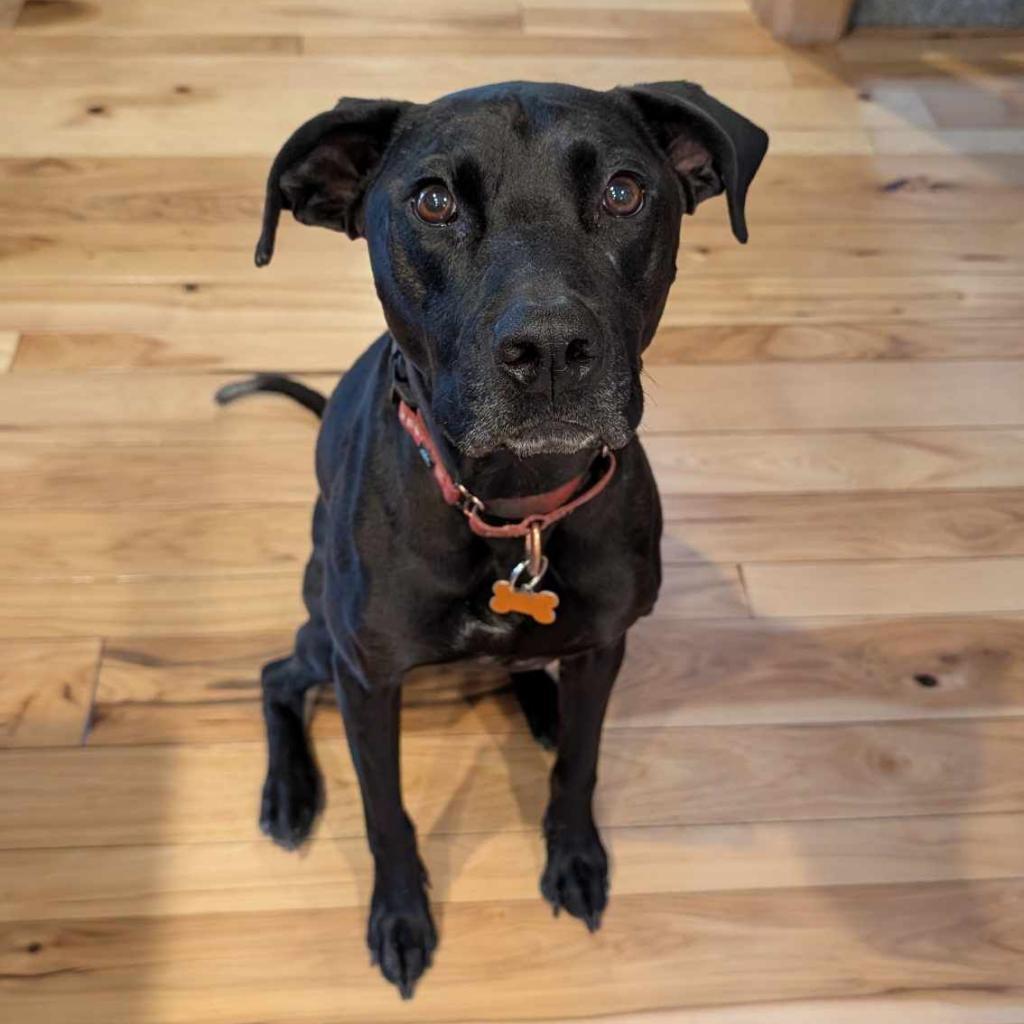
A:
255,97,412,267
619,81,768,243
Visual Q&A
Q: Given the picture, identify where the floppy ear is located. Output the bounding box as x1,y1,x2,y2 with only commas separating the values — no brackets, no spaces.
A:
255,97,412,267
619,81,768,244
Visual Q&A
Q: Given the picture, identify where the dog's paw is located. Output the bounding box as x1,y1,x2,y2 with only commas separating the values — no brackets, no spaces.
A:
367,887,437,999
259,752,322,850
512,668,559,750
541,826,609,931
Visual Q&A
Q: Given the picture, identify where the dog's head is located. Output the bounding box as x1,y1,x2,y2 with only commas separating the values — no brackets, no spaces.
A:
257,82,767,457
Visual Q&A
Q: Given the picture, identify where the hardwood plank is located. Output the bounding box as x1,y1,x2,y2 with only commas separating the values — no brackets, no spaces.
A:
7,360,1024,436
15,0,522,36
1,277,1018,332
0,639,99,748
6,427,1024,509
647,321,1024,364
0,441,318,506
2,33,305,55
2,813,1022,922
14,488,1024,581
871,127,1024,156
89,632,512,745
912,80,1024,131
644,361,1024,433
4,220,1021,282
10,331,369,372
745,557,1024,618
615,613,1024,727
662,488,1024,562
0,505,311,575
5,718,1024,847
0,371,338,429
0,574,307,640
522,7,776,51
5,30,790,63
644,428,1024,495
5,156,1021,232
85,613,1024,746
0,52,791,92
835,32,1024,64
1,880,1023,1023
12,321,1024,372
0,106,879,158
519,0,748,9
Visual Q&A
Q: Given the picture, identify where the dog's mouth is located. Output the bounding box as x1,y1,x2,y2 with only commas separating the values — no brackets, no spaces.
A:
454,412,633,459
502,417,603,457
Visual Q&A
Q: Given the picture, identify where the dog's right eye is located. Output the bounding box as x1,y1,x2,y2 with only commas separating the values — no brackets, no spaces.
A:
413,184,457,225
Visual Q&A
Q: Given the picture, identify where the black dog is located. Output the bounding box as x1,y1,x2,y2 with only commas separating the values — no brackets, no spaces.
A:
218,80,767,998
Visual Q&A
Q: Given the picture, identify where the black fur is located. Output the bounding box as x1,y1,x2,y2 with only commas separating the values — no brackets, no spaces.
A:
222,79,767,998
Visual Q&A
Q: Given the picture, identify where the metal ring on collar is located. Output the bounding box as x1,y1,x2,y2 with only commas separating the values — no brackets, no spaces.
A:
509,556,549,592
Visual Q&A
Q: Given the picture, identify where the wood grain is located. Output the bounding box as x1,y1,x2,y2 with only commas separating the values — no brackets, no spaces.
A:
5,718,1024,848
662,488,1024,562
11,330,373,372
15,0,522,36
0,371,338,429
643,361,1024,433
1,880,1023,1024
6,427,1024,511
84,613,1024,746
644,428,1024,495
4,3,1024,1021
0,638,99,748
11,320,1024,373
1,276,1020,333
12,488,1024,580
5,358,1024,434
5,156,1022,232
1,813,1021,922
3,220,1021,282
745,556,1024,618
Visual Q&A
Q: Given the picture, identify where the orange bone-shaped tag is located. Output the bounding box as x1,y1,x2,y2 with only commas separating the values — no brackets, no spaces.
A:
490,580,559,625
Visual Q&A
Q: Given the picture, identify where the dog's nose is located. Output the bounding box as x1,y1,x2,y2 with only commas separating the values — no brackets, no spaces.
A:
493,303,602,396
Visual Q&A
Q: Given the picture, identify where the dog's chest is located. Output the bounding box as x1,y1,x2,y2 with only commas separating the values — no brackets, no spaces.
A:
445,569,647,665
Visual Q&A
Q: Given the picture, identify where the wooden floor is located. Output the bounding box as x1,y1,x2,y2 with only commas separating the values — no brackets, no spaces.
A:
2,1,1024,1021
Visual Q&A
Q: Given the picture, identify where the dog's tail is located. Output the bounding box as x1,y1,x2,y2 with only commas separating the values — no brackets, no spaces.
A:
214,374,326,419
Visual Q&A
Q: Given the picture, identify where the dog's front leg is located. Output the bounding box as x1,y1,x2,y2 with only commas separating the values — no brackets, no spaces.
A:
541,635,625,930
333,658,436,999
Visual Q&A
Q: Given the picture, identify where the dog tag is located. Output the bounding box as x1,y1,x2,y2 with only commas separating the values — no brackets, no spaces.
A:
490,579,559,625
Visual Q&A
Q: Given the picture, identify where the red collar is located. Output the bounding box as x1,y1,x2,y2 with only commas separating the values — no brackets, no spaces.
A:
397,399,617,539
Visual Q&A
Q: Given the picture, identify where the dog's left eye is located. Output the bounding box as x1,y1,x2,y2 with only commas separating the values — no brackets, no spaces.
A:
602,174,645,217
413,184,457,225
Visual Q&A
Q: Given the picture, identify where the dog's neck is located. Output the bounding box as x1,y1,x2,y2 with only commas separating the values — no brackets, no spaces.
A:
390,339,600,504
